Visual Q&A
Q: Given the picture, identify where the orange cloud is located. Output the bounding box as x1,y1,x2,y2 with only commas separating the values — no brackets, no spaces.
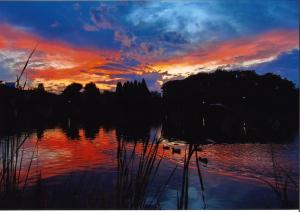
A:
0,22,298,92
0,23,121,92
0,36,5,48
154,29,299,77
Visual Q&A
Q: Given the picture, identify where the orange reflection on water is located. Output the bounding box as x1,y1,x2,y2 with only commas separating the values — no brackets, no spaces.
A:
22,128,120,180
14,127,298,191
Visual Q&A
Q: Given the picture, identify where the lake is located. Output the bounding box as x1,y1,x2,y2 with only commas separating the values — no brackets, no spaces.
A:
0,123,298,209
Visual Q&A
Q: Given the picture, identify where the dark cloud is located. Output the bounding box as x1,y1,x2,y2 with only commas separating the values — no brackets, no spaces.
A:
159,31,187,44
95,59,141,73
90,8,114,29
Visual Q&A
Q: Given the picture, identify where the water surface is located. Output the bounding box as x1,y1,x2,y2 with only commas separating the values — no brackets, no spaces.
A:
0,125,298,209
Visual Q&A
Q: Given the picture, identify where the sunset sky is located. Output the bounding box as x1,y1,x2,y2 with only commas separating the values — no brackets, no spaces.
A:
0,1,298,92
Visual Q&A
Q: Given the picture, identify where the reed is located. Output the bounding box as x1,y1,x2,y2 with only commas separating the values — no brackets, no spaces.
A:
177,143,206,210
252,143,299,208
0,133,38,208
115,135,177,209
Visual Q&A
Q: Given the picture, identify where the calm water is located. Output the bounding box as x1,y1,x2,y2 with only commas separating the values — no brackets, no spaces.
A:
0,125,298,209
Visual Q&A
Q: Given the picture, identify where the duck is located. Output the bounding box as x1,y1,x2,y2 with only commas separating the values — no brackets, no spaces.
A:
162,145,170,150
172,147,181,154
198,157,208,165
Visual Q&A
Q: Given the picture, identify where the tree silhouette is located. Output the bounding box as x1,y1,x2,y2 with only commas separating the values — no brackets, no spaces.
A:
116,82,123,94
36,83,45,92
62,83,83,97
83,82,99,96
141,79,150,94
161,69,298,142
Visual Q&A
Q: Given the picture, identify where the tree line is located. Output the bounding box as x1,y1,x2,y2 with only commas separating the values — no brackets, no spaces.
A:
162,69,298,142
0,69,298,139
0,78,162,131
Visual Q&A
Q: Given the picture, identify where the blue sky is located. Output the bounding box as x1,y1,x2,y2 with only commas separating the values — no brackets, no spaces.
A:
0,1,298,92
